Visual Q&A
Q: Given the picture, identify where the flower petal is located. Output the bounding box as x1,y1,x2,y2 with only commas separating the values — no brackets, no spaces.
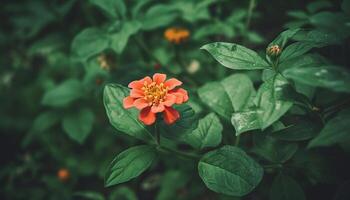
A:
139,107,156,125
151,103,165,113
164,78,182,90
130,89,144,98
134,98,149,110
163,94,176,107
128,80,143,89
163,107,180,125
123,96,135,109
152,73,166,84
141,76,152,85
169,88,189,104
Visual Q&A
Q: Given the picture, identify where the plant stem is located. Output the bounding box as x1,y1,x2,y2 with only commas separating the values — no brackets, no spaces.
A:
245,0,256,31
234,135,240,146
158,146,200,160
155,121,160,145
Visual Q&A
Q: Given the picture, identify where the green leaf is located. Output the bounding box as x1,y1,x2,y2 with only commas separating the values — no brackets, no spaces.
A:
231,109,261,135
308,108,350,148
110,20,141,54
270,174,306,200
105,145,157,187
41,79,85,107
30,111,60,133
182,113,222,149
269,29,300,48
141,4,178,30
252,134,298,163
307,1,332,13
198,145,263,197
159,104,198,140
201,42,269,70
71,27,109,60
103,84,153,141
89,0,126,18
279,42,320,63
283,65,350,93
231,74,293,134
269,116,321,141
72,21,141,60
62,108,95,144
287,11,308,19
156,170,188,200
173,0,214,23
109,187,137,200
198,74,256,120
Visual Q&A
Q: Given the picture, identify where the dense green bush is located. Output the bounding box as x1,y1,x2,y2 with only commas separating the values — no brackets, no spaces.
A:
1,0,350,199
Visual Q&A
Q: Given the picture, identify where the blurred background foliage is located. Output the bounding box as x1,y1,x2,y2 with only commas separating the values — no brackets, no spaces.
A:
1,0,350,199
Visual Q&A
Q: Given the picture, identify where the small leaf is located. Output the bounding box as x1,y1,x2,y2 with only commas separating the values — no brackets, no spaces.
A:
270,174,306,200
41,79,84,107
269,29,300,48
201,42,269,70
308,108,350,148
110,20,141,54
62,108,95,144
105,145,157,187
71,27,109,60
182,113,222,149
141,4,178,30
103,84,153,141
198,145,263,197
109,187,137,200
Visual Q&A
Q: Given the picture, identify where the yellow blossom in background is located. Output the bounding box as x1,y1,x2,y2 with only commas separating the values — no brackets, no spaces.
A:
164,27,190,44
97,54,111,70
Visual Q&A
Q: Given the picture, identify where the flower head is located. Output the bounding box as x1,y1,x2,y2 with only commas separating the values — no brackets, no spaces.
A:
57,168,70,182
164,27,190,44
266,45,282,57
123,73,189,125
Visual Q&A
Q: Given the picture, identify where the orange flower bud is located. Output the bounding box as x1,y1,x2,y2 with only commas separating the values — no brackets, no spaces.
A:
164,27,190,44
266,45,282,57
57,168,70,182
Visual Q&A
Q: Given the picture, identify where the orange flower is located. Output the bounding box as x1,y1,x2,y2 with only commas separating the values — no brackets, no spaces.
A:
164,27,190,44
57,168,70,182
123,73,189,125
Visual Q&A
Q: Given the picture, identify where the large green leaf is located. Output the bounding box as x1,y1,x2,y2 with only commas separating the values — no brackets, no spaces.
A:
89,0,126,18
62,108,95,144
252,134,298,163
198,74,256,120
269,174,306,200
41,79,85,107
231,74,293,135
279,42,320,63
284,65,350,93
201,42,269,70
103,84,153,141
159,104,197,140
182,113,222,149
105,145,157,187
198,146,263,197
254,74,293,129
308,108,350,148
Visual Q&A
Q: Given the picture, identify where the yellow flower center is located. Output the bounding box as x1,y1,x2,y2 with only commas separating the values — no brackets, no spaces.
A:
142,82,168,105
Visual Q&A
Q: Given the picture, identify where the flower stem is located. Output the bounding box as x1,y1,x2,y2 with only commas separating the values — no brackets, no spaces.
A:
155,121,160,146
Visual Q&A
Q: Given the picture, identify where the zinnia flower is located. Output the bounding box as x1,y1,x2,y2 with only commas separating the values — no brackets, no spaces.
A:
123,73,189,125
164,27,190,44
57,168,70,182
